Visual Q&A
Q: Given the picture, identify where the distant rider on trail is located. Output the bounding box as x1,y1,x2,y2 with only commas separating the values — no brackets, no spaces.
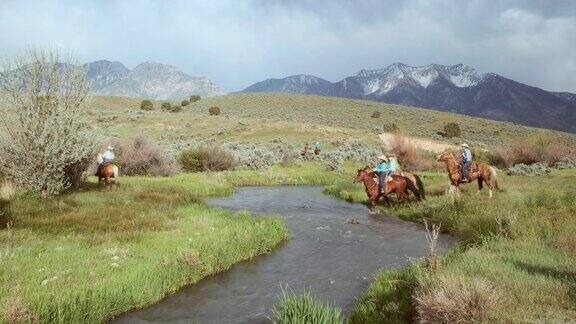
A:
96,146,115,177
374,155,397,194
461,143,472,182
314,141,321,155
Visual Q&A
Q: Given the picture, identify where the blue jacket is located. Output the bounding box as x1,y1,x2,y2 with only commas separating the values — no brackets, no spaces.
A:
462,148,472,162
388,159,398,173
375,160,397,173
375,162,389,173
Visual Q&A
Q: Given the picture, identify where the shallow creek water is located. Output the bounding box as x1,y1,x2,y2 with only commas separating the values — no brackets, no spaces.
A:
113,186,452,323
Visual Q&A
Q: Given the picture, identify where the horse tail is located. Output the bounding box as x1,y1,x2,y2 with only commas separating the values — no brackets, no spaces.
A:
113,165,119,178
489,166,498,190
414,174,426,200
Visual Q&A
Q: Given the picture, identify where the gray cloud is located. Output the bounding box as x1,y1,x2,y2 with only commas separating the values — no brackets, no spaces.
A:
1,0,575,92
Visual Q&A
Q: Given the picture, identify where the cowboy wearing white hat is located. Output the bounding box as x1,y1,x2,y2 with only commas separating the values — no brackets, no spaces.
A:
461,143,472,182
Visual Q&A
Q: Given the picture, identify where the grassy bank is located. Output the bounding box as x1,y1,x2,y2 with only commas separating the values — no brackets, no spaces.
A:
0,162,361,323
0,164,336,323
326,169,576,322
2,161,574,322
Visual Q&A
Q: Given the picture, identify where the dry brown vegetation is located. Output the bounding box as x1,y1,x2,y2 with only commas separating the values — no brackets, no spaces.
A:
386,133,433,171
110,135,177,176
415,276,501,323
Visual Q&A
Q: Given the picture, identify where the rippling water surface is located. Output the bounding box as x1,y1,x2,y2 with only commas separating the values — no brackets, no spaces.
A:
113,186,452,323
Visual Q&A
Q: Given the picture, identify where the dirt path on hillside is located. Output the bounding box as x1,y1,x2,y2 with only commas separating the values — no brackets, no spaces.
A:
379,133,456,154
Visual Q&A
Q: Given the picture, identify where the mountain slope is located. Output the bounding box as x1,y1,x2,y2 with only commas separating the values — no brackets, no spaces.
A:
79,60,225,100
84,60,130,90
240,63,576,133
91,61,225,100
242,75,332,95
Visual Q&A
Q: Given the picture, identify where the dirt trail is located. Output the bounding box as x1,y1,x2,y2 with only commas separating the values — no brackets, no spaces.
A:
379,133,457,154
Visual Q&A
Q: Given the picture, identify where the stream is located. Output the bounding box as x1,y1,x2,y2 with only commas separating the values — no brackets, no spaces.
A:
113,186,452,323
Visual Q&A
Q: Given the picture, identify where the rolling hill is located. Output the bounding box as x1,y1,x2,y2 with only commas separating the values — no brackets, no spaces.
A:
241,63,576,133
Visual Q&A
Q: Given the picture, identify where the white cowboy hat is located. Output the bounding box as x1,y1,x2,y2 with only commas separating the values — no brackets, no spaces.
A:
461,143,469,148
107,146,114,150
378,154,388,161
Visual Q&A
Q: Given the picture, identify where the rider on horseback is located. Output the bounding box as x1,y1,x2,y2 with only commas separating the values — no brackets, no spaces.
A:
374,155,397,194
461,143,472,182
96,146,115,176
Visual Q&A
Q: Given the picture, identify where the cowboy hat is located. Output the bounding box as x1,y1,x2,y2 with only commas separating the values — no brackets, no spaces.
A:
461,143,469,148
107,146,114,150
378,154,388,161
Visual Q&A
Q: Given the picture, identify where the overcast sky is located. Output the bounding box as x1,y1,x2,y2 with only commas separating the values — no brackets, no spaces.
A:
1,0,575,92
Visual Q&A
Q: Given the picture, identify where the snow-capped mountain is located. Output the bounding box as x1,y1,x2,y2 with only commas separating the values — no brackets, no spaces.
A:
85,60,224,99
241,63,576,133
242,74,332,95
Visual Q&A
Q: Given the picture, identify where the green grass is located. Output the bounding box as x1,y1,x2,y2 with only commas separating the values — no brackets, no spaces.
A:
31,94,573,152
0,162,363,323
273,289,343,324
0,174,290,322
1,156,574,323
327,169,576,322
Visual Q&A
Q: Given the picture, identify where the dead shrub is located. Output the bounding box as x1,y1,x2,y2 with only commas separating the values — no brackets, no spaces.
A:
424,220,441,270
197,145,237,171
415,276,501,323
388,134,432,171
110,135,177,176
495,134,576,167
512,141,539,165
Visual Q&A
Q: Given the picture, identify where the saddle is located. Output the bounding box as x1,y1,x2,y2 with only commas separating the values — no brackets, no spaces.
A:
460,162,479,179
372,175,394,185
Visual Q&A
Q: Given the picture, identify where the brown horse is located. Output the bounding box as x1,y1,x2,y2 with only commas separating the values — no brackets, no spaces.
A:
397,170,426,200
354,167,421,207
97,163,119,187
436,151,498,197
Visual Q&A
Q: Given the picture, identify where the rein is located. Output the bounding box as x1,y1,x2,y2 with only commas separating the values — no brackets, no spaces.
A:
358,171,379,194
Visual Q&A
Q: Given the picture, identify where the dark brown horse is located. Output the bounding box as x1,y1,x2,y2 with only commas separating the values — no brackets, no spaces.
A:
354,167,421,207
437,151,498,197
97,163,119,187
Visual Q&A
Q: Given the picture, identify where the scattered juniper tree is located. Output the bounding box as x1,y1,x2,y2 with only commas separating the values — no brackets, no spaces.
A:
209,106,221,115
180,99,189,106
161,102,172,111
442,122,461,138
189,95,201,103
140,99,153,111
0,49,97,195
